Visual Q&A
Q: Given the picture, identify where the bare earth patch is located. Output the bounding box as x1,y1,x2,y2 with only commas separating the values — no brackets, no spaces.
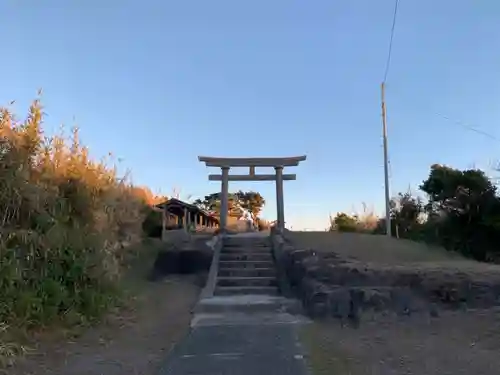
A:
300,309,500,375
7,241,201,375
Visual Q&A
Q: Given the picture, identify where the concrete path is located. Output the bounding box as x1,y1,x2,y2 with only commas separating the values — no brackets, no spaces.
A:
157,323,309,375
157,232,310,375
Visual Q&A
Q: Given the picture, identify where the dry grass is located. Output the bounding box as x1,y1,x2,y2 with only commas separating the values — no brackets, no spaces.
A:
0,324,28,369
289,231,477,264
0,99,163,367
300,310,500,375
287,232,500,280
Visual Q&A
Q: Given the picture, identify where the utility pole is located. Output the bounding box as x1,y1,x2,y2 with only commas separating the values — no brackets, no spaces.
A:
381,82,392,237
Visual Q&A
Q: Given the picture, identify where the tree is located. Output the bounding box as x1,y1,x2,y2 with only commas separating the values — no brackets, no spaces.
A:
193,192,244,217
192,196,213,211
330,212,359,232
420,164,497,215
193,191,266,219
419,164,500,260
390,192,424,238
234,190,266,218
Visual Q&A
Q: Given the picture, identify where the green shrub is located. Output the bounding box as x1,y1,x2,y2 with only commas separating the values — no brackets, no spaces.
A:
142,207,163,238
370,165,500,262
0,99,150,336
331,213,359,232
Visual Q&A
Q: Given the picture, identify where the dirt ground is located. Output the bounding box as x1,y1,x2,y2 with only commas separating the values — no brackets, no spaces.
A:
290,231,500,374
6,240,201,375
300,309,500,375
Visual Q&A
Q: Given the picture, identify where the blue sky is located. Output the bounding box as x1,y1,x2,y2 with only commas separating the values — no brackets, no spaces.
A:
2,1,499,230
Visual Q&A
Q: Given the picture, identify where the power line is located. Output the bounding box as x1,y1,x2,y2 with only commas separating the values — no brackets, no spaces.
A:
383,0,400,83
435,112,500,143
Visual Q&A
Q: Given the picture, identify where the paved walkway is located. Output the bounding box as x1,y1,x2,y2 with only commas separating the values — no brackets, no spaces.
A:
157,232,310,375
157,323,309,375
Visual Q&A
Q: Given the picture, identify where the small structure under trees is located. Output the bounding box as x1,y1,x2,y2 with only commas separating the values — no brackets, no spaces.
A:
155,198,219,235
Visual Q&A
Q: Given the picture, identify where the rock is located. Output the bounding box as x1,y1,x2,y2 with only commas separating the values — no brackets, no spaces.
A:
391,288,413,316
301,278,331,318
469,282,499,308
394,272,423,288
349,288,364,324
363,288,392,311
305,264,335,284
289,249,317,261
328,288,351,320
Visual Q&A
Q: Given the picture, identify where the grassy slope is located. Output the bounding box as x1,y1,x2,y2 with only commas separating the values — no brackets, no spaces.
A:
287,231,500,272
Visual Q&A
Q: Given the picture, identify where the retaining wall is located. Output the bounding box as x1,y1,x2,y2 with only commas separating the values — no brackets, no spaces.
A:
271,231,500,322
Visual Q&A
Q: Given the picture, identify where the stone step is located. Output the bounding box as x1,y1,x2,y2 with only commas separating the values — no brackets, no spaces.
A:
223,242,270,248
194,295,304,315
217,276,277,287
221,247,272,254
219,260,275,269
219,253,273,262
191,312,311,327
214,286,279,296
218,268,276,278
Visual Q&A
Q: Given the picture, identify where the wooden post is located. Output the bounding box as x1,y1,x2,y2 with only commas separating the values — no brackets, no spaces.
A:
183,207,187,230
187,211,192,231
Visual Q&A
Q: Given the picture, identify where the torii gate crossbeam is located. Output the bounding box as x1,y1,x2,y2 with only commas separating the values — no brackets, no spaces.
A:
198,156,307,233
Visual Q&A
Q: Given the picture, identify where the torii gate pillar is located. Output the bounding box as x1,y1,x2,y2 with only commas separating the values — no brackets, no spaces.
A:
198,156,307,233
275,166,285,232
220,166,230,231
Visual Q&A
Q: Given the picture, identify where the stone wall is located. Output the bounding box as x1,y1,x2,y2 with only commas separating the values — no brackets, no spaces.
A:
272,232,500,323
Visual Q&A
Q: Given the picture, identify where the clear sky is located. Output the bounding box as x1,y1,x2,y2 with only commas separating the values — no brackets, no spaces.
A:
2,0,499,230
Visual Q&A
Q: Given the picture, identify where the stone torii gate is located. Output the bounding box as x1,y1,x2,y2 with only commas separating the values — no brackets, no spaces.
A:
198,156,307,233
